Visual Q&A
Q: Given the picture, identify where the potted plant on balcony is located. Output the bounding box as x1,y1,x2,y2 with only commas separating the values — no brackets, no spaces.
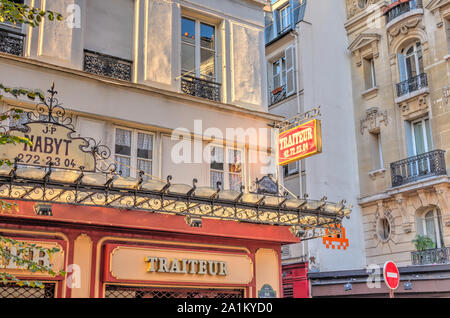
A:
412,235,435,265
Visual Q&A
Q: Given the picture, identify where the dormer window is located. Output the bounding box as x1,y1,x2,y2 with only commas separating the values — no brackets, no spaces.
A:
279,5,291,32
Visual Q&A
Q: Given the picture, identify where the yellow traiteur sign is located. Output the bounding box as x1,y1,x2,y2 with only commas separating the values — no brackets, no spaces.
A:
145,256,228,276
1,122,95,171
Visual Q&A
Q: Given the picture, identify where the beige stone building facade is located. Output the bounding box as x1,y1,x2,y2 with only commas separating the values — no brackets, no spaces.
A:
346,0,450,268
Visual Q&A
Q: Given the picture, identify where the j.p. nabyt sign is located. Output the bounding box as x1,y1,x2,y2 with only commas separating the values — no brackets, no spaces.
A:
1,122,96,171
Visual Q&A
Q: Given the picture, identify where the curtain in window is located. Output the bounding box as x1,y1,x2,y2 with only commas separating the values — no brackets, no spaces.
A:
211,171,224,189
137,133,153,159
116,156,131,177
115,129,131,156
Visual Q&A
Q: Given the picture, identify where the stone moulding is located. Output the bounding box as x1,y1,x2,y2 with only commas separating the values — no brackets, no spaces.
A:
388,15,425,46
360,107,389,135
348,33,381,67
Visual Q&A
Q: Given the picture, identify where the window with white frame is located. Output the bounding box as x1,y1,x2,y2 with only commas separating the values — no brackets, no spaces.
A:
398,41,424,82
363,56,376,90
115,128,154,180
417,208,444,249
279,4,291,32
369,131,383,171
181,17,216,82
445,17,450,54
405,117,433,157
283,161,299,178
210,146,243,191
269,46,295,103
272,57,286,91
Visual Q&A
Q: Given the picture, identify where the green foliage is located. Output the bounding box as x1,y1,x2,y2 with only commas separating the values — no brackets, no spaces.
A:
412,235,435,251
0,0,63,27
0,0,66,290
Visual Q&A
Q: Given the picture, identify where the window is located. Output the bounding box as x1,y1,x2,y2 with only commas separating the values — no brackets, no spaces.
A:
210,146,243,191
369,131,383,171
269,46,295,105
283,161,299,178
358,0,368,9
181,17,216,82
405,117,432,157
363,57,376,90
279,5,291,32
445,17,450,54
115,128,154,180
398,42,424,81
417,208,444,249
377,218,391,242
272,57,286,90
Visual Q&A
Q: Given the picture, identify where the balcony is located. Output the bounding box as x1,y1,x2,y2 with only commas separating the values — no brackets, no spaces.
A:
390,150,447,187
0,28,25,56
180,75,221,102
396,73,428,98
411,247,450,266
83,49,133,82
385,0,423,25
269,85,287,106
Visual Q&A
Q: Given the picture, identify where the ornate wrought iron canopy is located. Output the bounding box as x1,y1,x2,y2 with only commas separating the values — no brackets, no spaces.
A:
0,164,351,229
0,85,352,235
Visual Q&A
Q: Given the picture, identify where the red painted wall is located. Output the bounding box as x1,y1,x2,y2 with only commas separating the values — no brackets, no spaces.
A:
282,262,309,298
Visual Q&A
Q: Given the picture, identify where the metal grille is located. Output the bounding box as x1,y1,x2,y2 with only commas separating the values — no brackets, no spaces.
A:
390,149,446,187
181,75,221,102
0,283,55,298
269,85,287,106
396,72,428,97
386,0,422,24
105,285,244,298
282,283,294,298
411,247,450,265
0,28,25,56
83,49,132,81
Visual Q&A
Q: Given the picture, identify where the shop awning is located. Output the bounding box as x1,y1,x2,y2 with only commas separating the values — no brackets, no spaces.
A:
0,165,351,232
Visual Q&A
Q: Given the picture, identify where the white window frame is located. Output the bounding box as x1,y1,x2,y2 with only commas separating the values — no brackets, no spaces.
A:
279,4,291,32
410,117,432,156
400,42,423,80
181,16,217,82
209,144,244,191
419,208,443,249
272,56,286,90
114,127,155,179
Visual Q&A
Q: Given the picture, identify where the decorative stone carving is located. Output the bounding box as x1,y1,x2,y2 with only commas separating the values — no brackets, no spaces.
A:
348,33,381,67
360,107,388,134
397,92,429,118
443,85,449,104
346,0,381,19
395,194,414,233
388,17,425,46
434,185,450,226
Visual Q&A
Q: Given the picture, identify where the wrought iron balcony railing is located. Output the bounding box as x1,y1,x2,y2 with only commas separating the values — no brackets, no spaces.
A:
0,28,25,56
180,75,221,102
396,73,428,97
385,0,423,24
390,150,446,187
83,49,133,82
269,85,287,106
411,247,450,266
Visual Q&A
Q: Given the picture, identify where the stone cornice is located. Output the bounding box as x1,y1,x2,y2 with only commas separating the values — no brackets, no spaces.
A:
0,53,284,123
426,0,450,12
358,175,450,206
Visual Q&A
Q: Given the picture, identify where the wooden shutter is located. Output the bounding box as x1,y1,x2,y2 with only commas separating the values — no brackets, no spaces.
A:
285,46,296,96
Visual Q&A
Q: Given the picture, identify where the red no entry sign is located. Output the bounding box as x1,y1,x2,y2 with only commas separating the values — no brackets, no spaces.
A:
383,261,400,290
